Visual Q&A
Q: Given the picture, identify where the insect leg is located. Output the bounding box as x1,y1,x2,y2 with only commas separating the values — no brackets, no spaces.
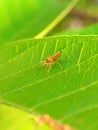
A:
41,60,47,66
56,62,63,69
47,63,52,74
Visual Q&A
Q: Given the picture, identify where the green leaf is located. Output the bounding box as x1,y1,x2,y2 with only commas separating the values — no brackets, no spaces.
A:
0,104,34,130
0,0,79,45
0,35,98,130
0,104,51,130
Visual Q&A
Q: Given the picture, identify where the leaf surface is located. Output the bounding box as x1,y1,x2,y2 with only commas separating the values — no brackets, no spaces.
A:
0,35,98,130
0,104,34,130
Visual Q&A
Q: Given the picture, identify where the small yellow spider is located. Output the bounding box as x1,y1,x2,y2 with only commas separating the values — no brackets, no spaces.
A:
42,51,62,73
